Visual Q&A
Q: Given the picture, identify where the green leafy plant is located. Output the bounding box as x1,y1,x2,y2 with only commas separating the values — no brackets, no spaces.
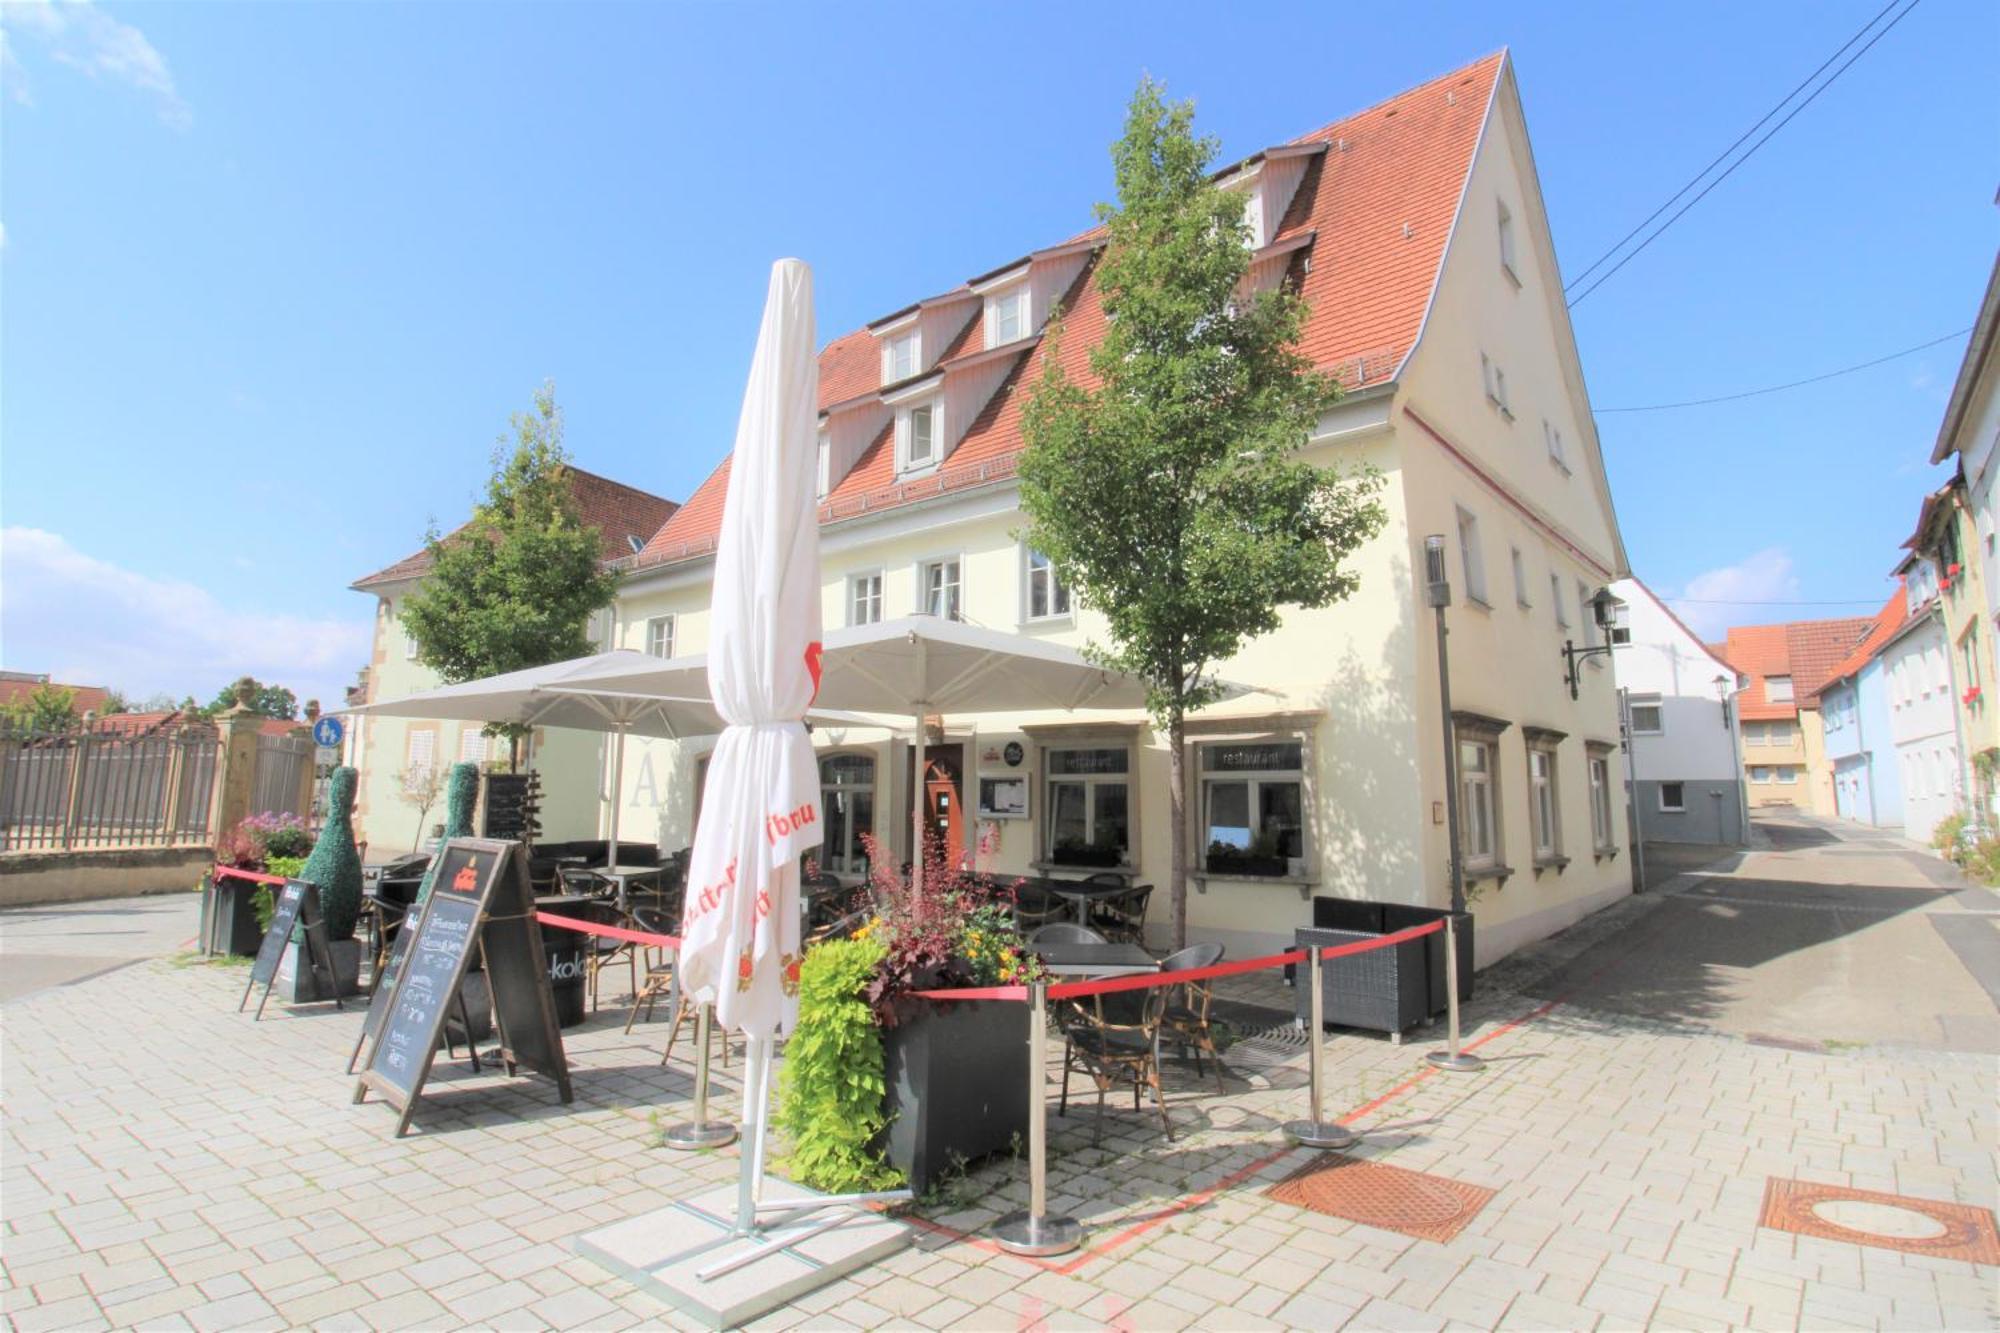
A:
775,936,904,1194
302,768,363,941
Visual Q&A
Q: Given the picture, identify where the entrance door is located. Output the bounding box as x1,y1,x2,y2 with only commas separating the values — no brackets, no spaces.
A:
905,743,964,871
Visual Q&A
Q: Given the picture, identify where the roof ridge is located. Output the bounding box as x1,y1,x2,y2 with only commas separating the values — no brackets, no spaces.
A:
1285,49,1508,148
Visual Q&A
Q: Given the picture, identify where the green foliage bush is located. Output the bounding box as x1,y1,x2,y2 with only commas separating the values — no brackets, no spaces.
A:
256,856,309,935
303,768,364,941
775,936,903,1194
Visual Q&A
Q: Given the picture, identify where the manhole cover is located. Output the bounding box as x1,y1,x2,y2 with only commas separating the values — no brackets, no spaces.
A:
1761,1179,2000,1264
1267,1153,1495,1243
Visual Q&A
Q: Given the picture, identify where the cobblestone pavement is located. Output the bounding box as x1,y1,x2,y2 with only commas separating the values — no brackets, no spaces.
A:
4,829,1995,1332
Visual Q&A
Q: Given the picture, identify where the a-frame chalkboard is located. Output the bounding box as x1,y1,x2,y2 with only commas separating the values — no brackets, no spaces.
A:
352,838,572,1136
238,879,341,1020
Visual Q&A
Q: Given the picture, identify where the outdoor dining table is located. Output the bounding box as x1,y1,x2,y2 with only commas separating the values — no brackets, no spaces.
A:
1045,877,1134,925
594,863,663,911
1031,941,1160,977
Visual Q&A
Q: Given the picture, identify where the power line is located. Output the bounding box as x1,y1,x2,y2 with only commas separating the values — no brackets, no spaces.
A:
1595,327,1970,413
1668,596,1891,606
1563,0,1902,296
1566,0,1924,309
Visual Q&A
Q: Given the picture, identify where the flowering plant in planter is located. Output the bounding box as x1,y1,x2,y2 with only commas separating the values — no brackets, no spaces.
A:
850,833,1046,1027
1965,686,1983,707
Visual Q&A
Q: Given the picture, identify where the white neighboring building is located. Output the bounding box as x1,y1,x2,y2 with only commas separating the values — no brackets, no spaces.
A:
1881,565,1960,844
1609,578,1748,846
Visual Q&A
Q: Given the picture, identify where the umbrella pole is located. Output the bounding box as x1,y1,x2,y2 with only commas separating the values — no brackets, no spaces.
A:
606,724,627,906
911,707,926,910
735,1034,774,1233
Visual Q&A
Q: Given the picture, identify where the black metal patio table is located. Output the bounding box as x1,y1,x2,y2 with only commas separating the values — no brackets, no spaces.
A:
1031,942,1159,978
1046,878,1134,925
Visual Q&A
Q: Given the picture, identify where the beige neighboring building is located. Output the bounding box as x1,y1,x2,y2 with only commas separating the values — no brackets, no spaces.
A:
345,470,677,855
1717,618,1876,814
603,52,1635,967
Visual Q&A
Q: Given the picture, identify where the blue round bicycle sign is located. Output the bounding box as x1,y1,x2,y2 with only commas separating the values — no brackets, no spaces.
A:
312,715,345,749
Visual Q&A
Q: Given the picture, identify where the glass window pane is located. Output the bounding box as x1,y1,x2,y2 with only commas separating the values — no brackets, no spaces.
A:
1049,781,1087,853
1201,742,1303,773
1048,748,1128,775
1092,783,1129,856
1458,740,1487,775
1259,781,1303,858
1205,780,1251,849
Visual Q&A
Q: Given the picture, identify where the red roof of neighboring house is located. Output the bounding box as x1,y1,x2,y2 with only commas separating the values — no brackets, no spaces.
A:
631,51,1507,571
1811,592,1909,699
1720,615,1878,720
0,675,110,717
353,467,679,590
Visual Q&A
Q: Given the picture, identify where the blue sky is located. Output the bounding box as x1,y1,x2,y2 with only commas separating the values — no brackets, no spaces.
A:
3,1,1996,709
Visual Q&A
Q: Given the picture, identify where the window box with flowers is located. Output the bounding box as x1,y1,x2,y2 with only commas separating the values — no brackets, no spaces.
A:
777,835,1046,1196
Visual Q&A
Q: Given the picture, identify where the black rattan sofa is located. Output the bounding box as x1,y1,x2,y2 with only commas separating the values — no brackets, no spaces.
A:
1292,898,1473,1039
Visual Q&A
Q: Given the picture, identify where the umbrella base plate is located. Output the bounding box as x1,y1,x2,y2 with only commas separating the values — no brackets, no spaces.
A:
574,1184,908,1331
993,1210,1084,1257
662,1120,739,1151
1283,1120,1360,1150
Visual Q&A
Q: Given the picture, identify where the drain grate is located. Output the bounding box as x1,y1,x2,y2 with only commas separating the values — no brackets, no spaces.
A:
1760,1178,2000,1264
1266,1153,1495,1243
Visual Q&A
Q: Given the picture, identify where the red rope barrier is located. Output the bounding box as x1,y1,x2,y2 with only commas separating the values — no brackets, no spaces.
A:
907,918,1448,1004
213,865,290,887
534,911,681,950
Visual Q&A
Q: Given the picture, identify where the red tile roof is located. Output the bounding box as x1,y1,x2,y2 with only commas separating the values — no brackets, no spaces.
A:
1811,592,1908,699
1720,615,1878,720
629,51,1506,571
353,467,678,590
0,675,110,717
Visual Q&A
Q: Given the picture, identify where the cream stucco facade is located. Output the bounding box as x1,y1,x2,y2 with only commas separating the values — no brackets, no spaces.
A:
599,61,1633,967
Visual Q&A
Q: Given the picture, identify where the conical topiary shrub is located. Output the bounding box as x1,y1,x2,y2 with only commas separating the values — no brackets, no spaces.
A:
304,767,364,941
413,762,483,909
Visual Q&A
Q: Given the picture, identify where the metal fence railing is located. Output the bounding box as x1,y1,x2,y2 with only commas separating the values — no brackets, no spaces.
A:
253,732,314,821
0,724,222,852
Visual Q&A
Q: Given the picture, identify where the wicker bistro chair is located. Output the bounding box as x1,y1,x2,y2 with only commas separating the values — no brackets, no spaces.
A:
573,893,640,1013
622,908,733,1070
1156,943,1227,1090
1089,883,1154,945
1060,976,1174,1145
1012,881,1068,932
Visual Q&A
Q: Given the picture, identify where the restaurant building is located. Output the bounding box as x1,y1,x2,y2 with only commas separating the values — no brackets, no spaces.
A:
605,52,1635,966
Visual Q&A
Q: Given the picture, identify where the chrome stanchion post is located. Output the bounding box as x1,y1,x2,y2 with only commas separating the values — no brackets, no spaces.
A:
665,1003,739,1149
1426,917,1483,1073
995,981,1082,1256
1284,944,1358,1149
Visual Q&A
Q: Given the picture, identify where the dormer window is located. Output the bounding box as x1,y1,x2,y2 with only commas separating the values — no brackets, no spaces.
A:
885,331,919,383
894,399,941,476
987,287,1028,348
910,406,934,465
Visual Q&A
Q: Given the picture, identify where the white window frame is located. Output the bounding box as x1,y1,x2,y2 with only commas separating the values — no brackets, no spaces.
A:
1777,766,1799,786
818,751,876,879
404,627,420,661
405,726,437,782
1023,547,1072,624
1588,751,1615,852
1498,198,1518,282
1456,507,1488,607
1458,736,1501,871
1511,547,1530,608
883,330,919,383
1527,742,1562,862
1765,675,1794,704
1552,572,1569,628
646,614,675,659
848,569,884,626
985,284,1029,348
1628,698,1663,736
1658,781,1686,813
1196,738,1308,879
1545,419,1569,472
1751,765,1773,784
916,555,963,621
1045,742,1136,869
816,431,831,498
899,401,940,474
458,727,489,765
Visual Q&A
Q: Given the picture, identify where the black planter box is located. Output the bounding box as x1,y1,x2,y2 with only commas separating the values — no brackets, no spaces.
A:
1206,852,1287,877
1051,845,1122,868
880,999,1028,1194
200,874,267,957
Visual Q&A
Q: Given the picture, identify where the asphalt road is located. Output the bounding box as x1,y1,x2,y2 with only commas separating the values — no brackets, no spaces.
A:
1522,812,2000,1053
0,892,202,1002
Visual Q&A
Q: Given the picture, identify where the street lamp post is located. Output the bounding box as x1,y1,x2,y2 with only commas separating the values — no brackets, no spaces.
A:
1424,536,1465,915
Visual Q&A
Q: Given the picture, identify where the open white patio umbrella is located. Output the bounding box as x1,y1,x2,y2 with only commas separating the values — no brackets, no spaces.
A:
345,651,874,870
571,616,1158,895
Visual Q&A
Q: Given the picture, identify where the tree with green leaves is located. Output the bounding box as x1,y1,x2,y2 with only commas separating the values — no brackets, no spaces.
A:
0,683,80,732
208,677,298,721
398,382,619,768
1019,79,1387,949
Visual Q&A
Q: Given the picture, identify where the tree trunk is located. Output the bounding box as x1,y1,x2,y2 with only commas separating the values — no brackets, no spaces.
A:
1167,708,1188,951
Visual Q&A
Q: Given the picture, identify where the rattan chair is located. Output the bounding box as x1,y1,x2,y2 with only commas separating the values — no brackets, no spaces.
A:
1089,883,1154,944
1157,942,1226,1090
1060,978,1173,1145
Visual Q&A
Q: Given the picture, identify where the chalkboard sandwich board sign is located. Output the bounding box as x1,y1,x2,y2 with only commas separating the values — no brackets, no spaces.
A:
353,838,572,1137
238,879,341,1021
